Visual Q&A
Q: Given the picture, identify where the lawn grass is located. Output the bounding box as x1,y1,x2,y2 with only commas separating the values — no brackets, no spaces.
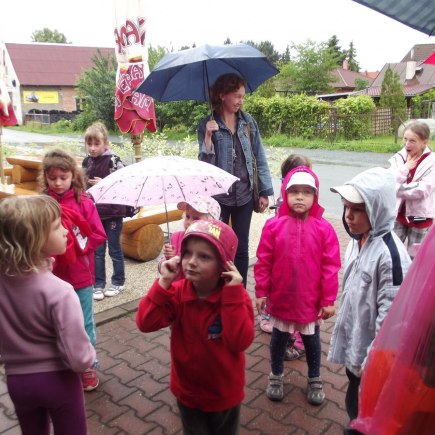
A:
264,134,402,154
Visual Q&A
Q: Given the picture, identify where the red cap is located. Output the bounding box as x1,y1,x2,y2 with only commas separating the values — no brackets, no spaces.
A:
181,219,238,266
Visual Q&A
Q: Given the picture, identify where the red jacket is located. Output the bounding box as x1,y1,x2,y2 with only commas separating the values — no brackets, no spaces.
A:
48,189,107,289
136,279,255,412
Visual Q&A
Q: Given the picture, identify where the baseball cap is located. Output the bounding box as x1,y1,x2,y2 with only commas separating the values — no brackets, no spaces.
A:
286,171,317,193
177,196,221,220
181,219,238,267
330,184,364,204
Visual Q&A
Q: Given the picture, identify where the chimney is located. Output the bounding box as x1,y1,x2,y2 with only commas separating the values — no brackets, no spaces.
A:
342,59,349,70
405,61,416,80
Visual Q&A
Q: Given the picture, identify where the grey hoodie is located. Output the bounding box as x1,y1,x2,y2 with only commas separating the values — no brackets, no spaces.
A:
328,167,412,376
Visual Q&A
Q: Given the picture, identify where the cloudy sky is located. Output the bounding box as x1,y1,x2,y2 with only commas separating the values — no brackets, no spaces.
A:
1,0,433,71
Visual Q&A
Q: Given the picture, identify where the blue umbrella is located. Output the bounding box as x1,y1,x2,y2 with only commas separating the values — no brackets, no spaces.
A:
137,43,279,104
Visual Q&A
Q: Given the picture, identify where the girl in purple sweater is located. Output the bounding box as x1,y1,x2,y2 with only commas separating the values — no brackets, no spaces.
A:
0,195,95,435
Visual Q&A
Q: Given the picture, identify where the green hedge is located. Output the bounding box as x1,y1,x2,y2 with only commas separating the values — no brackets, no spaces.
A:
152,94,376,140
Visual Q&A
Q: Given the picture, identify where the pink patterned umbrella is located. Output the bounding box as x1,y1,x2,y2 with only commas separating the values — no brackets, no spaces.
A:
88,156,238,207
88,156,238,234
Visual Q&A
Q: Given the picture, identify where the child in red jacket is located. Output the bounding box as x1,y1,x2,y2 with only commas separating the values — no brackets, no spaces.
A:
136,219,255,435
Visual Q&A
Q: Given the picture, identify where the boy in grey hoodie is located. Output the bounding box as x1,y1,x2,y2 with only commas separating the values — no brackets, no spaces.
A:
328,167,412,430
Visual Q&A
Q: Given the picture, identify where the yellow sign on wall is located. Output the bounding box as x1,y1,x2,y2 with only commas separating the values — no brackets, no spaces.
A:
23,91,59,104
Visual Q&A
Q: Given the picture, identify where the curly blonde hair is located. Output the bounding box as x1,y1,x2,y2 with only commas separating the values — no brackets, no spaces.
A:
0,195,61,276
38,149,87,202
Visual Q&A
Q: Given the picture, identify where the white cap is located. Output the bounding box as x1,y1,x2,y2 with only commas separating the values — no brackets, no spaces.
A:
177,195,221,220
286,172,317,192
330,184,364,203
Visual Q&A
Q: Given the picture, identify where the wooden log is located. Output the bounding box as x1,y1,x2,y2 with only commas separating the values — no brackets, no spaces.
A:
11,165,39,183
123,208,183,234
18,181,39,191
121,224,164,262
0,185,38,198
6,156,42,169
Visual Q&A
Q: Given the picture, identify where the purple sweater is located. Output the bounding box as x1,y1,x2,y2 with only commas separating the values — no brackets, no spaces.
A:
0,266,96,375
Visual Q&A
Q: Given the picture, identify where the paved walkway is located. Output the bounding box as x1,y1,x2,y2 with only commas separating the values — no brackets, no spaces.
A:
0,218,351,435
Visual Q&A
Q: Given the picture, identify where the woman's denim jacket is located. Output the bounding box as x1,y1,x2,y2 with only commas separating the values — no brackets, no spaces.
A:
198,110,273,197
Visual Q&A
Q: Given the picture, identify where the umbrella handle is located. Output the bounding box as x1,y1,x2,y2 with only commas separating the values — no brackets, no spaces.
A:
204,63,214,120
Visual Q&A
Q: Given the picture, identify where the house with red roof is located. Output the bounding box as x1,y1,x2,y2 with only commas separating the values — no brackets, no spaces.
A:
0,42,113,124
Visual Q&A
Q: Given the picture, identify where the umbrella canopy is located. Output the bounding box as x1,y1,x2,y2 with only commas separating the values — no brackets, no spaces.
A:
137,43,279,102
87,155,238,208
352,0,435,36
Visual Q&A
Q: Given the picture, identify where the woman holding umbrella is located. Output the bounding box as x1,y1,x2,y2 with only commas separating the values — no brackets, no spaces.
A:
198,73,273,286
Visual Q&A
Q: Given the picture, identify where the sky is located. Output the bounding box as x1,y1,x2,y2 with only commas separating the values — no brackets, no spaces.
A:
1,0,433,72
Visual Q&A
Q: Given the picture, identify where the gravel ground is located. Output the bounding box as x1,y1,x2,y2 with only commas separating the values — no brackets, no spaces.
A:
93,210,273,313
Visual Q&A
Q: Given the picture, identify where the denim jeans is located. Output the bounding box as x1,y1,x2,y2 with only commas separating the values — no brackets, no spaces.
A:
219,199,253,287
270,326,321,378
95,217,125,288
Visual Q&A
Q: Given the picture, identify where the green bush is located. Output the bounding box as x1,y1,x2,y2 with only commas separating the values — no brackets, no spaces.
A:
334,95,375,139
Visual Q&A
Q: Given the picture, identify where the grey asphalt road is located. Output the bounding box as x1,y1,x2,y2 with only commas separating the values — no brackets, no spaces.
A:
269,147,391,217
2,128,393,217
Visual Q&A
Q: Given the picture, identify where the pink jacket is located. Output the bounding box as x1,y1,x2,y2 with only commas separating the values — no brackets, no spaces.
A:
254,167,341,323
48,189,107,289
388,146,435,219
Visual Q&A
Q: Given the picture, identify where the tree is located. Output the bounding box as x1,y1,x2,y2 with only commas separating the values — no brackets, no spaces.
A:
75,50,117,131
280,45,291,65
380,65,407,136
148,45,167,70
243,40,280,65
326,35,345,67
223,37,232,45
31,28,69,43
346,42,360,72
279,40,338,94
355,78,369,91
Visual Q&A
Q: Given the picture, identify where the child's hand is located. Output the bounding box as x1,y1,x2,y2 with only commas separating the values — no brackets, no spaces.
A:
158,256,180,289
318,305,335,320
88,177,102,186
256,297,267,315
221,260,243,286
163,244,176,260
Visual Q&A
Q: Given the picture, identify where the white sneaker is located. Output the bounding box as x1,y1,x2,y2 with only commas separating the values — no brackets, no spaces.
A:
93,288,105,301
104,285,125,297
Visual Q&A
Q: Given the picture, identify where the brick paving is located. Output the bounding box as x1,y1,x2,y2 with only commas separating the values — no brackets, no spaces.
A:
0,217,351,435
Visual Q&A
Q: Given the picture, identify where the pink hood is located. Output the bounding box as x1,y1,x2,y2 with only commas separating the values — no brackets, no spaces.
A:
278,166,325,219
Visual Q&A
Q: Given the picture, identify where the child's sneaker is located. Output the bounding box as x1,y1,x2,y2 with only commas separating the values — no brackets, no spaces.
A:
259,314,273,333
81,369,99,392
266,373,284,401
307,376,325,405
93,288,105,301
104,284,125,297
